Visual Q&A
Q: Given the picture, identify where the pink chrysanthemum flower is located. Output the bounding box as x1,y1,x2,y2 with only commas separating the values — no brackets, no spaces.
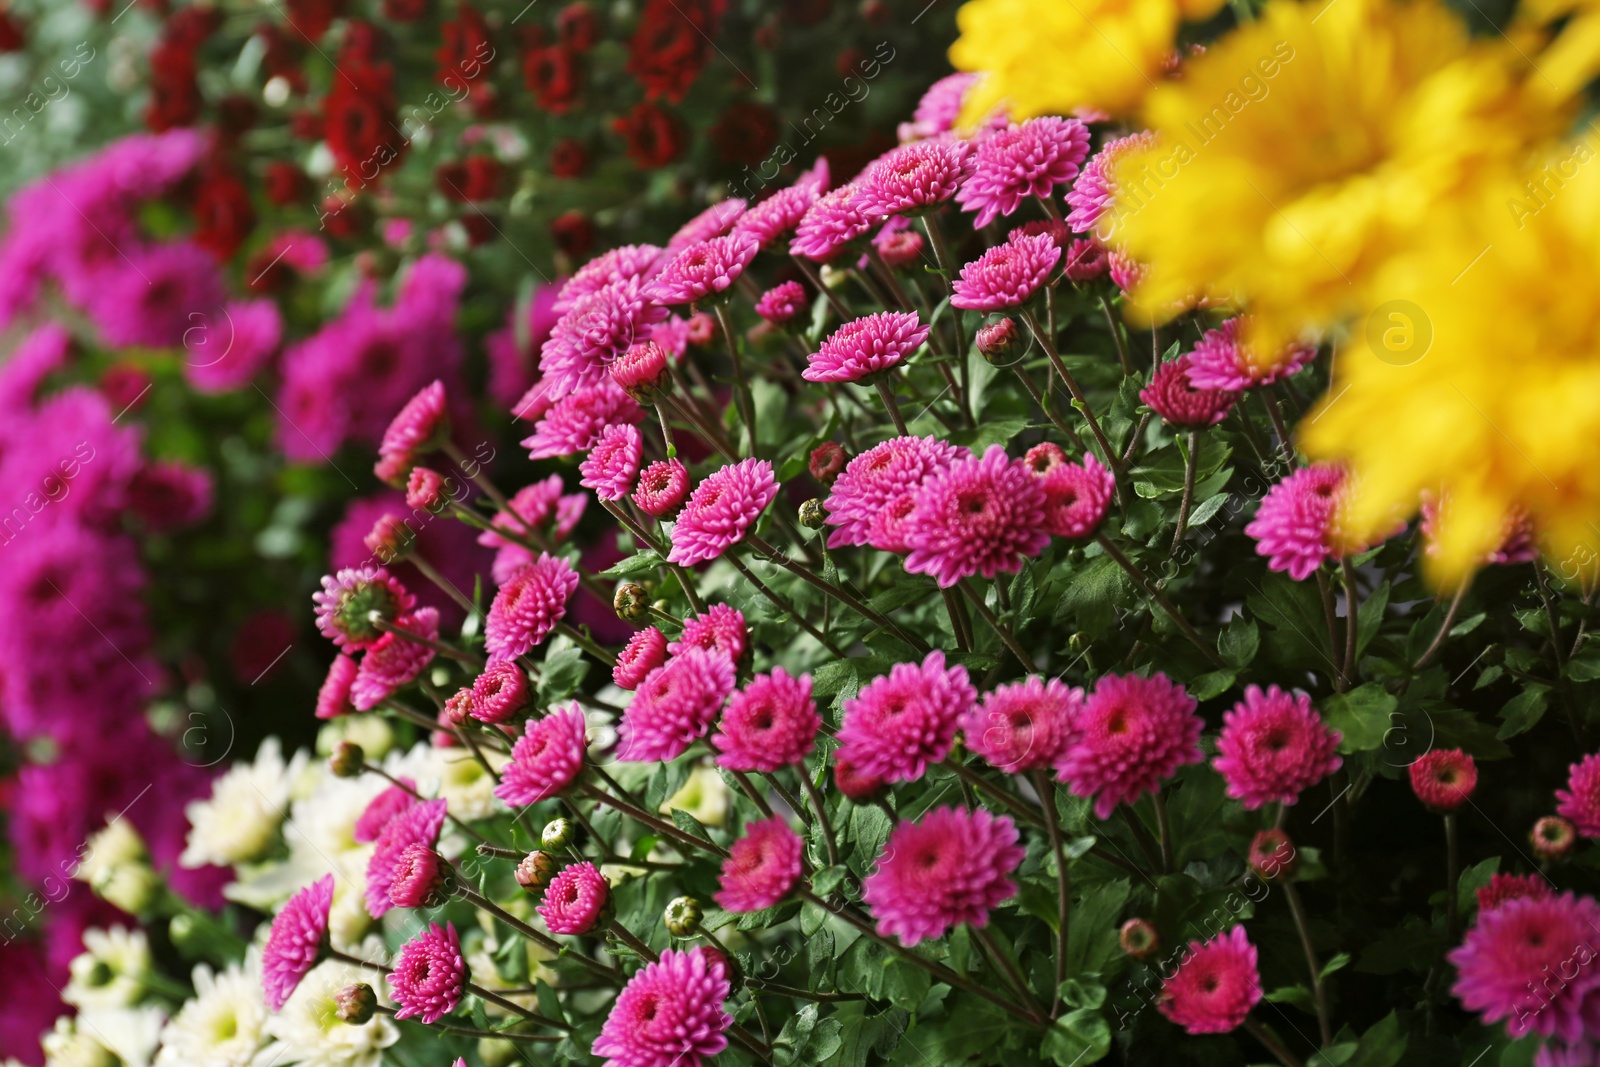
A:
1108,247,1144,293
1141,353,1239,428
1420,492,1540,568
667,199,748,252
388,843,448,909
825,434,965,551
388,922,467,1025
649,232,761,307
610,339,672,403
666,458,779,567
804,311,931,384
715,817,804,913
1537,1042,1600,1067
1058,672,1204,818
950,231,1062,312
755,280,807,325
1409,748,1478,813
405,466,449,512
634,458,691,518
1450,892,1600,1041
669,604,748,665
957,117,1091,228
1185,317,1314,392
354,779,418,843
901,72,981,140
471,661,530,724
1212,685,1342,809
592,949,732,1067
1037,452,1116,541
520,381,645,460
836,651,976,783
712,667,820,772
862,806,1024,946
618,646,738,762
366,798,447,918
1557,753,1600,837
1245,464,1348,581
790,183,875,262
1158,926,1262,1034
485,554,580,662
262,875,333,1010
579,423,644,502
350,607,440,711
556,245,666,313
734,184,818,248
1024,442,1069,475
1477,873,1553,915
377,379,448,472
315,653,359,720
1065,131,1155,234
904,445,1050,588
855,140,974,221
875,224,925,268
962,676,1083,774
1063,237,1109,282
496,704,589,807
313,566,416,651
615,627,668,690
540,277,670,395
538,861,610,934
477,475,587,581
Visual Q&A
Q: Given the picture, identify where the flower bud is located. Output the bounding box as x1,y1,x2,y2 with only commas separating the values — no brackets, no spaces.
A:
388,843,451,909
1063,237,1109,284
364,514,416,564
542,817,576,852
1119,918,1160,959
336,983,377,1024
1023,442,1069,476
93,864,161,915
664,895,702,937
975,318,1020,364
1409,748,1477,813
799,499,827,530
329,741,365,779
1532,815,1576,862
609,341,672,405
687,312,717,347
442,687,477,727
405,467,450,514
614,582,650,623
1248,828,1296,880
809,442,847,484
515,850,559,892
833,754,887,803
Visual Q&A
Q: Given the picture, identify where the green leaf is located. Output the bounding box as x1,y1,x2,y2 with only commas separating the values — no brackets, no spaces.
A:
1188,669,1236,701
1247,572,1340,675
1041,1008,1111,1065
1458,855,1501,916
1320,952,1352,980
1322,683,1398,753
600,549,664,577
1218,616,1260,669
1344,1011,1408,1067
1567,648,1600,681
1497,684,1550,740
1068,880,1131,976
1053,555,1135,638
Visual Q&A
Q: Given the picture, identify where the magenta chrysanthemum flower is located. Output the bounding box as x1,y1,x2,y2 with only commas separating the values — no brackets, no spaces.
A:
836,651,976,783
712,667,819,772
957,117,1091,228
862,806,1024,946
1538,1042,1600,1067
261,875,333,1010
950,231,1062,312
405,466,448,512
1037,452,1116,541
669,604,747,664
520,381,645,460
824,435,964,551
88,239,226,349
1108,247,1144,293
618,646,738,762
902,73,981,140
1450,892,1600,1041
592,949,732,1067
538,861,610,934
1158,926,1261,1034
803,311,930,384
1185,317,1314,392
615,627,668,690
755,280,807,325
1557,753,1600,837
734,183,818,248
904,445,1049,588
634,458,691,518
540,277,669,394
496,704,589,807
1057,672,1204,818
1212,685,1342,810
313,566,416,651
666,199,748,252
1063,236,1109,282
1409,748,1478,813
1245,464,1348,581
366,798,447,918
477,475,587,584
648,232,762,307
350,607,440,711
353,779,418,843
388,843,448,909
1066,131,1155,234
610,339,671,403
579,423,644,502
666,458,779,567
485,554,580,663
555,245,665,314
388,922,466,1025
790,183,874,262
1141,353,1239,428
715,817,803,913
377,379,448,472
962,676,1082,774
1477,873,1553,915
315,653,359,720
1420,493,1541,568
471,661,531,724
855,140,974,221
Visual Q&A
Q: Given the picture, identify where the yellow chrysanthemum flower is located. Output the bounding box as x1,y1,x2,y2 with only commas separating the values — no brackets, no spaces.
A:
948,0,1226,122
1105,0,1565,357
1301,136,1600,587
1518,0,1600,102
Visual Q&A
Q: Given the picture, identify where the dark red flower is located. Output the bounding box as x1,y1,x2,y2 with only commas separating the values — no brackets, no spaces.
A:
285,0,347,40
551,211,596,258
146,38,202,131
558,2,601,50
323,65,406,190
550,137,589,178
100,364,152,413
167,4,221,47
712,101,779,167
383,0,431,20
613,101,686,169
462,214,496,247
264,161,310,206
626,0,725,103
257,22,309,93
194,166,257,260
339,19,389,66
835,47,865,77
215,94,259,142
436,155,503,202
522,42,583,113
321,193,366,239
436,3,496,87
0,9,27,52
290,107,323,141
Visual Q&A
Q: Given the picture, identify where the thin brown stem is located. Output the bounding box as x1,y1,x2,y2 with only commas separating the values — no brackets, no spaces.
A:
1095,535,1224,667
712,303,758,457
1171,431,1199,554
1283,882,1332,1048
874,377,910,435
958,579,1031,669
1034,772,1070,1018
745,535,930,654
1243,1017,1307,1067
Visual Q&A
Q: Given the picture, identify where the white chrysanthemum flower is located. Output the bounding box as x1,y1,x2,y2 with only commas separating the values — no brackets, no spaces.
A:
259,949,397,1067
316,715,396,761
74,819,149,888
153,950,266,1067
44,1006,164,1067
431,746,509,822
181,738,309,869
65,927,152,1011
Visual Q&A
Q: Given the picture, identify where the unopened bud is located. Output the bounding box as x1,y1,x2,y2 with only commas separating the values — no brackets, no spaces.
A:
686,312,717,347
799,499,826,530
329,741,365,778
975,318,1020,364
609,341,672,405
388,843,451,909
405,467,450,514
1248,828,1296,880
809,442,847,484
1120,918,1159,959
336,983,377,1024
363,514,416,563
1532,815,1577,862
515,850,558,892
664,895,702,937
542,818,576,852
614,582,650,622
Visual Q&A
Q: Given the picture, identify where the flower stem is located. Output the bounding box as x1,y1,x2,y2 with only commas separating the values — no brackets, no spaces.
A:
1413,579,1471,671
556,621,615,666
454,882,621,984
874,377,910,436
1283,882,1332,1048
744,534,930,654
1243,1017,1306,1067
957,579,1031,669
364,762,489,845
376,1005,561,1042
1033,772,1070,1017
712,303,759,457
789,254,852,320
1094,534,1224,668
1171,431,1199,554
1152,789,1174,874
972,924,1045,1019
1340,558,1360,684
1097,294,1133,376
1444,812,1461,942
724,552,847,656
581,779,729,858
796,768,840,868
371,617,483,668
1010,363,1086,452
1019,308,1124,494
607,920,659,964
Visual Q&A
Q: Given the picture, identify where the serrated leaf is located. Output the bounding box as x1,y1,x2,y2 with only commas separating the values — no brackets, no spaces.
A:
1322,683,1397,753
601,549,665,577
1497,685,1549,739
1218,616,1260,668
